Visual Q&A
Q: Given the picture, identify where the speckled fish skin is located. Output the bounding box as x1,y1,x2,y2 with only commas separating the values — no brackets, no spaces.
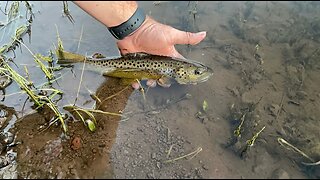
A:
57,51,213,85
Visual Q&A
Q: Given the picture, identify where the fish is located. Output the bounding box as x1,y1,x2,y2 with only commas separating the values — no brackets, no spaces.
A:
56,50,213,85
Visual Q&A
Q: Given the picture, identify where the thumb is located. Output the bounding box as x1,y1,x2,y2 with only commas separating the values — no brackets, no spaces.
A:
170,29,206,45
117,40,136,55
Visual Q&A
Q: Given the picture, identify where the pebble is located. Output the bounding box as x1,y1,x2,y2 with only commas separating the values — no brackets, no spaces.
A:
271,168,290,179
151,153,156,159
71,137,81,150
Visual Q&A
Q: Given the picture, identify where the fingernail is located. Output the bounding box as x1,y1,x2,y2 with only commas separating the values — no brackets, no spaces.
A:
196,31,206,36
146,80,157,88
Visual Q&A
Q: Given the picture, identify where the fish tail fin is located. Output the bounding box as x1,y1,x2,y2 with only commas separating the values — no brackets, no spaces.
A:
56,49,86,64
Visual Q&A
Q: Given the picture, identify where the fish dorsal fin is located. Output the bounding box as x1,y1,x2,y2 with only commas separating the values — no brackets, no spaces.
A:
123,52,151,58
91,52,106,59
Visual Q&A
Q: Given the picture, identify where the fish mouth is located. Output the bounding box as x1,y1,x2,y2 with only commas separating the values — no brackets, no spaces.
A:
197,67,213,83
187,68,213,85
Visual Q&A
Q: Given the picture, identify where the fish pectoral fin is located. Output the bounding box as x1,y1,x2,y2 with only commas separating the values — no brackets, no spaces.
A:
118,68,146,72
102,68,118,76
103,69,144,76
119,78,136,85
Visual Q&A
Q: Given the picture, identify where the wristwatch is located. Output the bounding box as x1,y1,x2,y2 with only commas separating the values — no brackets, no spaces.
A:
108,7,146,40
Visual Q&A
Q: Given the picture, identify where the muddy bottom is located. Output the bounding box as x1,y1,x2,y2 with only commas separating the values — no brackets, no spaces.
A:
12,78,133,179
0,1,320,179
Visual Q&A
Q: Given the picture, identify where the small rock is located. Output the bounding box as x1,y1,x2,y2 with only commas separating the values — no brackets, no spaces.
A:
0,132,14,145
1,164,17,179
296,91,308,100
271,168,290,179
71,137,81,150
0,143,6,154
268,104,280,117
156,162,161,169
202,165,209,170
147,172,155,178
0,156,8,168
151,153,156,159
250,72,263,82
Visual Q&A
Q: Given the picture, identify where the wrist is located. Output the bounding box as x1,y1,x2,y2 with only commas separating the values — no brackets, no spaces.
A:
107,2,138,27
108,7,146,40
73,1,138,27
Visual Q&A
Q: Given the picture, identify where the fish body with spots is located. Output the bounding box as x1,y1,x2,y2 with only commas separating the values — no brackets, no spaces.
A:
57,50,213,85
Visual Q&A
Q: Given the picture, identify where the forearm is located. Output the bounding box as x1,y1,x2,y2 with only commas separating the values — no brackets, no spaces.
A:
73,1,138,27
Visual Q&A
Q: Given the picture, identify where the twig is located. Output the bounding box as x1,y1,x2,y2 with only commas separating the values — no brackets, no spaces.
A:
74,54,87,105
166,144,174,158
164,147,202,163
278,137,315,163
275,92,285,122
302,160,320,166
136,79,146,102
76,24,84,53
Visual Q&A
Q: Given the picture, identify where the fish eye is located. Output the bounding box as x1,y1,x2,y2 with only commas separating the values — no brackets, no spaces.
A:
195,68,204,75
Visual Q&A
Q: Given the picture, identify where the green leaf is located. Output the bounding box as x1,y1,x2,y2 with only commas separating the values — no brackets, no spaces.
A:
86,119,96,132
202,100,208,112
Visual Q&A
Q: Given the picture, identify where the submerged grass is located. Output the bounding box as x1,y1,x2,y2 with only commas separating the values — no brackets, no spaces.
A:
0,2,129,133
63,105,124,132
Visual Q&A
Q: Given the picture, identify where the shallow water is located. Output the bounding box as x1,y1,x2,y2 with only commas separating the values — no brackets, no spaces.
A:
0,1,319,179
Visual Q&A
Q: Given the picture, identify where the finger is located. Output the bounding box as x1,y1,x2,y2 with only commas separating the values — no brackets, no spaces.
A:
170,47,186,59
170,29,206,45
131,82,140,90
146,79,157,88
118,48,130,56
117,40,136,55
157,81,171,88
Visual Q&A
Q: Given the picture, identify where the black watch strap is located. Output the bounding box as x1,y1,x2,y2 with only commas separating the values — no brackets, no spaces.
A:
108,7,146,40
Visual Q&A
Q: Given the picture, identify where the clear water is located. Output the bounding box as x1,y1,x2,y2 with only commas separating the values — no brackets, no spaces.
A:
0,1,319,179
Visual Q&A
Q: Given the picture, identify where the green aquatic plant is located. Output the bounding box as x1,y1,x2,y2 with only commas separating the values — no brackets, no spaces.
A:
63,105,124,132
246,126,265,147
234,113,246,137
62,1,75,24
202,100,208,112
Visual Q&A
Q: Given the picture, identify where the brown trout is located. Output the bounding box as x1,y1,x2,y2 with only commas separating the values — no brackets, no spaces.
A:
56,50,213,85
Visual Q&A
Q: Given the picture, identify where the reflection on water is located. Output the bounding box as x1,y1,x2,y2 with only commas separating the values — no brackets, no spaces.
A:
0,1,319,179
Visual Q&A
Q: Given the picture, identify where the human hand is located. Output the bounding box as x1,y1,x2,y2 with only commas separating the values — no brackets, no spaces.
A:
116,16,206,89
